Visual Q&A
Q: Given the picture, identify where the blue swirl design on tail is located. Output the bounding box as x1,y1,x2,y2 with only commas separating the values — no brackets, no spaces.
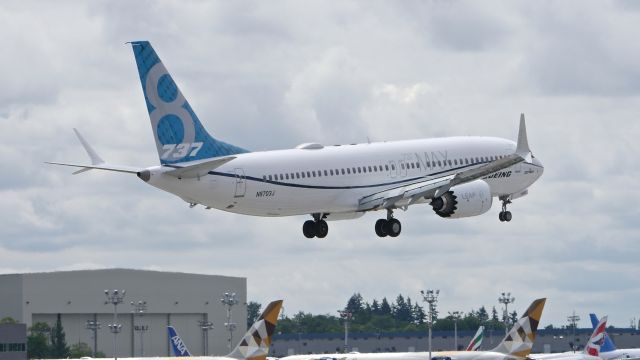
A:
130,41,249,165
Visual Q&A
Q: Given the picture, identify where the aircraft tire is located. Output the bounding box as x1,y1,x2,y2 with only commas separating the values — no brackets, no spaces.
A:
303,220,316,238
375,219,388,237
504,211,512,222
499,212,505,222
315,220,329,238
385,218,401,237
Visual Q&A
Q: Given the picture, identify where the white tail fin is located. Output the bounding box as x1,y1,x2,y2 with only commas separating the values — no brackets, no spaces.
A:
466,325,484,351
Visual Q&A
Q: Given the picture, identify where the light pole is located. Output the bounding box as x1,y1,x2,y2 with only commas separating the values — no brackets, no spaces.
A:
131,300,148,356
421,289,439,360
198,319,214,355
567,310,580,351
449,311,462,351
105,289,126,360
85,318,101,357
220,292,239,350
338,310,353,352
498,292,515,335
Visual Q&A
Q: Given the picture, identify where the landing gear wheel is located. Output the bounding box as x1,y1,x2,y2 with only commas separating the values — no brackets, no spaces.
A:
315,220,329,238
375,219,388,237
503,211,512,222
499,197,513,223
499,212,505,222
303,220,316,238
384,218,402,237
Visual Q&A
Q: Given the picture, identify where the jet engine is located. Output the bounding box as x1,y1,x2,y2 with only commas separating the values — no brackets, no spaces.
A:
430,180,492,218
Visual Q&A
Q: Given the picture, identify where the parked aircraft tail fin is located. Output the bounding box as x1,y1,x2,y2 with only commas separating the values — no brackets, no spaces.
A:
585,316,607,357
491,298,546,358
226,300,283,360
590,313,616,352
168,325,192,357
128,41,249,165
466,325,484,351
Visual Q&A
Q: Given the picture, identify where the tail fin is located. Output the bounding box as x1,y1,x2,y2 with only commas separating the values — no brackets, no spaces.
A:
466,325,484,351
168,326,192,357
129,41,249,165
491,298,546,358
590,313,616,352
226,300,283,360
585,316,607,357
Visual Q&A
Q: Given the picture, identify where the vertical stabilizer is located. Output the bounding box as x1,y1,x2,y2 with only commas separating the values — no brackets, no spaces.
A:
226,300,283,360
585,316,607,357
168,325,192,356
129,41,249,165
491,298,546,358
516,113,531,157
466,325,484,351
590,313,616,352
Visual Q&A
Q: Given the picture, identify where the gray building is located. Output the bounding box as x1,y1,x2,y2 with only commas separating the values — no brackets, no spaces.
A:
0,324,26,360
0,269,246,358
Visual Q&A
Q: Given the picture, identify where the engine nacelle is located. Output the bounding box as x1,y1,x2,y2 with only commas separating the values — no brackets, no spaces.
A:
430,180,492,218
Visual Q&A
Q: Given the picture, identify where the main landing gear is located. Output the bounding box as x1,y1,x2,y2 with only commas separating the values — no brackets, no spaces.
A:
375,209,402,237
303,214,328,238
499,197,513,222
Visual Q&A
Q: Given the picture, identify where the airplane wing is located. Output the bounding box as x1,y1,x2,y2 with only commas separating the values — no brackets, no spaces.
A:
359,114,531,212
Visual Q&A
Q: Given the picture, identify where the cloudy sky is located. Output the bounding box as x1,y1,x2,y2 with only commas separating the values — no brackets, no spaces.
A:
2,0,640,329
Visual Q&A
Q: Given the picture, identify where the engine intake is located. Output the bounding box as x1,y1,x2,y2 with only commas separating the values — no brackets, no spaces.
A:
430,180,492,218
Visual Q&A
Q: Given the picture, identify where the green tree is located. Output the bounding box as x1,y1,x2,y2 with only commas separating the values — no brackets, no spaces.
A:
27,322,51,359
0,317,17,324
50,314,70,358
412,303,426,325
491,307,499,322
247,301,262,328
69,342,93,358
371,299,380,315
380,298,392,316
393,295,412,323
509,311,518,325
476,306,489,323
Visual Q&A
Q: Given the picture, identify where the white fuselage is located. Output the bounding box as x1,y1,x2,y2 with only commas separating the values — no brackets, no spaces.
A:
282,350,523,360
143,136,543,217
599,349,640,360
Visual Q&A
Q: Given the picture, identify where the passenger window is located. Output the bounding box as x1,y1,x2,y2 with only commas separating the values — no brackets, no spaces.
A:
437,160,442,167
330,169,334,176
400,163,404,170
426,161,431,167
317,170,322,177
454,159,458,166
301,172,305,178
341,169,345,175
347,168,351,174
391,164,395,170
285,174,289,180
368,166,372,172
324,170,328,176
296,173,300,179
416,162,420,169
385,165,389,171
306,171,311,177
448,160,452,166
268,175,272,181
356,167,361,173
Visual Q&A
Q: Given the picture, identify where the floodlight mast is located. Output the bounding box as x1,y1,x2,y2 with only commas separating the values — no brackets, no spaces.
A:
105,289,126,360
220,292,239,349
567,310,581,350
85,318,101,358
421,289,439,360
449,311,462,350
131,300,148,356
338,310,353,352
498,292,515,335
198,319,214,355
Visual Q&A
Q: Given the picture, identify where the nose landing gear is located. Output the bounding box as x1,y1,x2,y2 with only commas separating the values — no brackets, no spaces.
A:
499,197,512,222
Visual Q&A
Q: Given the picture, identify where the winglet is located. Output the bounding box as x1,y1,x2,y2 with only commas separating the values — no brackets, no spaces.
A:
73,128,104,165
515,113,530,157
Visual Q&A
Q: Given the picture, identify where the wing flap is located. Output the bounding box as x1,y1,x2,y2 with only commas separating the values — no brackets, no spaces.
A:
163,156,236,178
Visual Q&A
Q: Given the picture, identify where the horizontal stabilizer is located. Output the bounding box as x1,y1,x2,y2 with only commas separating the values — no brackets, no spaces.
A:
163,156,236,178
46,161,140,174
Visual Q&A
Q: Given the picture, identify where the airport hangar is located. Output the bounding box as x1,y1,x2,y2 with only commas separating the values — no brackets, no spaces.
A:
0,269,247,357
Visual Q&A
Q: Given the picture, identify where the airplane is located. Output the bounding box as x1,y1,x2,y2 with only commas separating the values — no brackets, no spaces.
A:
168,325,192,357
466,326,484,351
47,41,544,238
590,313,640,360
279,298,546,360
529,316,607,360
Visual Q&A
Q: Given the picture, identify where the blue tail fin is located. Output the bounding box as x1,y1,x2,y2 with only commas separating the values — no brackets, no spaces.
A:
129,41,249,165
168,326,192,356
590,313,616,352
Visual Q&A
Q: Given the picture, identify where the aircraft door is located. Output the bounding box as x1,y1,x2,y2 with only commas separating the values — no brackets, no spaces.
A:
234,168,246,198
388,160,397,178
